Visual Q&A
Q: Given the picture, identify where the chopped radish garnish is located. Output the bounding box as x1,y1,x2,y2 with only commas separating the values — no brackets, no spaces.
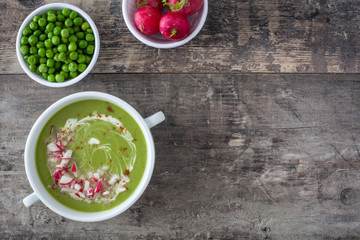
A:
91,177,98,183
84,180,90,191
102,165,110,171
71,163,77,172
63,150,73,159
56,159,70,169
94,180,102,193
53,169,62,184
102,190,110,197
94,172,100,179
59,174,73,185
67,136,72,143
47,142,60,152
74,184,81,190
56,140,63,150
50,125,55,135
108,175,119,185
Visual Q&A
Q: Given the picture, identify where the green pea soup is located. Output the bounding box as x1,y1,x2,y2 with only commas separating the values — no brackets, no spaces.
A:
35,100,147,212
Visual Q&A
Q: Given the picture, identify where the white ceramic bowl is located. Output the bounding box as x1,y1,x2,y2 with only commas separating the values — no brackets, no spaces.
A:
23,92,165,222
122,0,208,48
16,3,100,87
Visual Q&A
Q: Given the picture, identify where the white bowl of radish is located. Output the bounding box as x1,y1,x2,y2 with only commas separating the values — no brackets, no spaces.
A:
23,92,165,222
122,0,208,48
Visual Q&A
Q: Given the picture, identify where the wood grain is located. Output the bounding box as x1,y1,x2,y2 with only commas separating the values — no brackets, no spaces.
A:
2,0,360,74
1,73,360,239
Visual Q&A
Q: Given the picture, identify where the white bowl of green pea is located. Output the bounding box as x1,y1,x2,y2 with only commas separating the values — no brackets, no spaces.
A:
16,3,100,87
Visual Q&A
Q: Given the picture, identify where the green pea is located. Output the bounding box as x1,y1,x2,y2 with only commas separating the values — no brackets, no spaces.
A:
22,27,32,36
38,48,46,57
86,45,94,55
47,58,55,67
62,9,71,17
78,40,88,49
48,74,55,82
69,51,78,60
41,14,46,19
33,30,42,37
46,49,54,58
55,73,65,82
44,39,53,48
60,70,69,79
39,57,47,64
42,72,48,79
57,13,65,22
36,41,44,49
48,67,56,74
68,42,77,51
39,34,47,41
20,45,29,55
47,14,57,22
58,52,66,61
29,46,38,55
23,55,29,61
85,55,92,64
27,55,37,65
51,36,60,45
76,32,84,39
68,62,77,72
65,18,73,27
36,66,41,75
78,63,86,72
55,62,62,69
46,22,55,32
53,47,58,53
53,53,59,62
21,36,29,45
67,27,75,35
61,37,69,44
61,64,69,72
68,35,78,43
28,35,38,46
57,44,67,52
29,22,38,30
48,32,54,39
38,18,47,27
77,54,86,63
55,21,63,27
64,58,73,64
69,11,78,19
53,26,61,36
47,10,56,16
77,49,83,54
33,16,40,22
73,17,84,27
73,26,80,33
61,29,70,38
29,64,37,72
81,22,90,31
69,71,78,78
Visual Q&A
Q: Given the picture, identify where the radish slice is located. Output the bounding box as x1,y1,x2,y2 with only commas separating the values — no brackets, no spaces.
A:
53,169,62,184
102,190,110,197
94,180,102,193
71,163,77,172
91,177,98,183
47,142,60,152
94,172,100,180
56,159,70,169
74,184,81,191
63,150,73,159
108,175,119,185
50,125,55,135
102,165,110,171
59,174,73,185
84,180,90,191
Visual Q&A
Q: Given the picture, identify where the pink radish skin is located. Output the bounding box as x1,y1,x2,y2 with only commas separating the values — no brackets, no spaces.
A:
167,0,203,16
134,6,162,35
71,163,77,172
159,12,190,40
136,0,163,10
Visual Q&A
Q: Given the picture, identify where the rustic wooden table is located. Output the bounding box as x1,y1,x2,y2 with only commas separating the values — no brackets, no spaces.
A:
1,0,360,239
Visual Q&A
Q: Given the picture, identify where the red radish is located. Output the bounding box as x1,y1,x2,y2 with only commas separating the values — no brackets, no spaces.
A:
47,142,60,152
94,180,102,193
159,12,190,40
134,6,162,35
59,174,73,185
136,0,163,10
53,169,62,184
63,150,73,159
56,159,70,169
71,163,77,172
165,0,203,16
91,177,98,183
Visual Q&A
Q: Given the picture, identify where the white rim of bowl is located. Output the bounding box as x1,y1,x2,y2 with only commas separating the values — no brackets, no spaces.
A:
25,92,155,222
16,3,100,87
122,0,208,49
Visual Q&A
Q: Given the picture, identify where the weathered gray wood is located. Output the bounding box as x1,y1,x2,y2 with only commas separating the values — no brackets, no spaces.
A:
3,0,360,74
1,74,360,239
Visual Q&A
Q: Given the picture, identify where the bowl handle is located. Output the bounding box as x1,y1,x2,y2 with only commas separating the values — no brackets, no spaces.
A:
23,192,40,208
144,111,165,129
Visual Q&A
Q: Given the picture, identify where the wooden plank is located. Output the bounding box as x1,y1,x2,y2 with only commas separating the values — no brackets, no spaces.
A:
1,73,360,239
3,0,360,74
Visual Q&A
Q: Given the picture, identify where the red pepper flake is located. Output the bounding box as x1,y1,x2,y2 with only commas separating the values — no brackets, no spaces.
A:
103,133,106,135
112,127,116,130
77,113,80,117
124,169,130,176
110,159,113,163
132,138,137,142
107,129,109,132
116,123,119,125
120,126,125,132
107,106,114,113
81,147,83,149
97,114,102,118
123,147,127,151
89,113,92,117
105,114,108,117
76,146,80,149
80,141,83,144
